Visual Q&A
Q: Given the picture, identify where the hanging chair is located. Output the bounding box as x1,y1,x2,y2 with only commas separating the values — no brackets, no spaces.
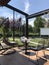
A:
3,38,17,47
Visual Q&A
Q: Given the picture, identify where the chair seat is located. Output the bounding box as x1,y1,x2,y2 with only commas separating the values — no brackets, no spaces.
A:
46,48,49,50
30,46,44,51
9,41,17,46
3,38,17,47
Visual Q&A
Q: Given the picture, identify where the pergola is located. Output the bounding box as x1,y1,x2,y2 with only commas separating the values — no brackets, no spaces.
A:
0,0,49,38
0,0,49,60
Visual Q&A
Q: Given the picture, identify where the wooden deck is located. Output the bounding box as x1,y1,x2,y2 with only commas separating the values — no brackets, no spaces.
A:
0,47,49,65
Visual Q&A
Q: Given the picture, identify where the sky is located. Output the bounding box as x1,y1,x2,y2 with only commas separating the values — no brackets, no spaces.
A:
0,0,49,27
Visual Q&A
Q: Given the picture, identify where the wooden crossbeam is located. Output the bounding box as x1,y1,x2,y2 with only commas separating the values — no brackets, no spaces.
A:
5,4,29,16
27,9,49,19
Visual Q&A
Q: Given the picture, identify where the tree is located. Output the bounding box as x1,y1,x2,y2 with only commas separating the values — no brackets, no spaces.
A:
28,24,33,32
2,18,9,41
0,17,5,37
45,19,49,28
0,17,5,21
34,16,46,33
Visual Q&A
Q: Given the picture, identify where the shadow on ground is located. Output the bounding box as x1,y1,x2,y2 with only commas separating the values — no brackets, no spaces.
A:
0,50,48,65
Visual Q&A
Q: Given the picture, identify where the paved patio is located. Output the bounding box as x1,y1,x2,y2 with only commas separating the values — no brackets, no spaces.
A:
0,47,49,65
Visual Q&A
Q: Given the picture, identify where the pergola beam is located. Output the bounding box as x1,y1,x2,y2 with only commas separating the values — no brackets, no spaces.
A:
27,9,49,19
25,17,28,38
5,4,29,16
5,4,29,38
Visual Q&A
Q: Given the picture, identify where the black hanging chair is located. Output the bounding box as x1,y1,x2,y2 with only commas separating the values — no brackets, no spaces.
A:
0,18,17,52
3,38,17,47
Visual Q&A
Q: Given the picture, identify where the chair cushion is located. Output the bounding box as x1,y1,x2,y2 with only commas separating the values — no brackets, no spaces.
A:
30,45,44,51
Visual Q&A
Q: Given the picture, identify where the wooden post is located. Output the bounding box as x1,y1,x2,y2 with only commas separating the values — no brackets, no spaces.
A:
13,10,15,41
25,16,28,38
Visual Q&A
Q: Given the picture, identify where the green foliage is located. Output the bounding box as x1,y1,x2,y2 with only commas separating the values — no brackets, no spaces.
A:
0,17,6,38
8,37,24,46
28,24,33,32
46,20,49,27
34,16,46,33
8,37,48,47
2,18,9,39
0,17,5,21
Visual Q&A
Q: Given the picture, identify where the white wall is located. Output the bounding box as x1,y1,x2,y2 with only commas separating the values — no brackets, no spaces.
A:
40,28,49,35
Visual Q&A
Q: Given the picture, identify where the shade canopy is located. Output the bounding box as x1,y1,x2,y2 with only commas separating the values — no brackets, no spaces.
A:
0,0,49,17
0,0,49,38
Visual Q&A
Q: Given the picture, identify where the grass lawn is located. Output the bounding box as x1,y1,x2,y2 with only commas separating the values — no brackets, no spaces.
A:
8,37,24,47
8,37,48,47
